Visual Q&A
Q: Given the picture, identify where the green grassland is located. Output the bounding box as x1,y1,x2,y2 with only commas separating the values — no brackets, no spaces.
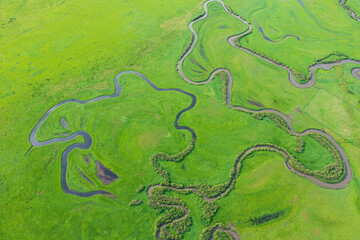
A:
1,0,360,239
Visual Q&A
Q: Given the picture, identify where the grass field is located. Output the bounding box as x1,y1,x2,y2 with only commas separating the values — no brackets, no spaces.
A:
303,89,360,141
1,0,360,239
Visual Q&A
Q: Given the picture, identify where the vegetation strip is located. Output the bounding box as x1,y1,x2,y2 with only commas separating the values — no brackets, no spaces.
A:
147,146,296,240
209,226,239,240
30,71,196,198
147,136,349,239
200,223,238,240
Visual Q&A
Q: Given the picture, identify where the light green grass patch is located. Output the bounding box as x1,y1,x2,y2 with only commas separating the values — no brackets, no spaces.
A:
303,88,360,142
2,0,360,239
